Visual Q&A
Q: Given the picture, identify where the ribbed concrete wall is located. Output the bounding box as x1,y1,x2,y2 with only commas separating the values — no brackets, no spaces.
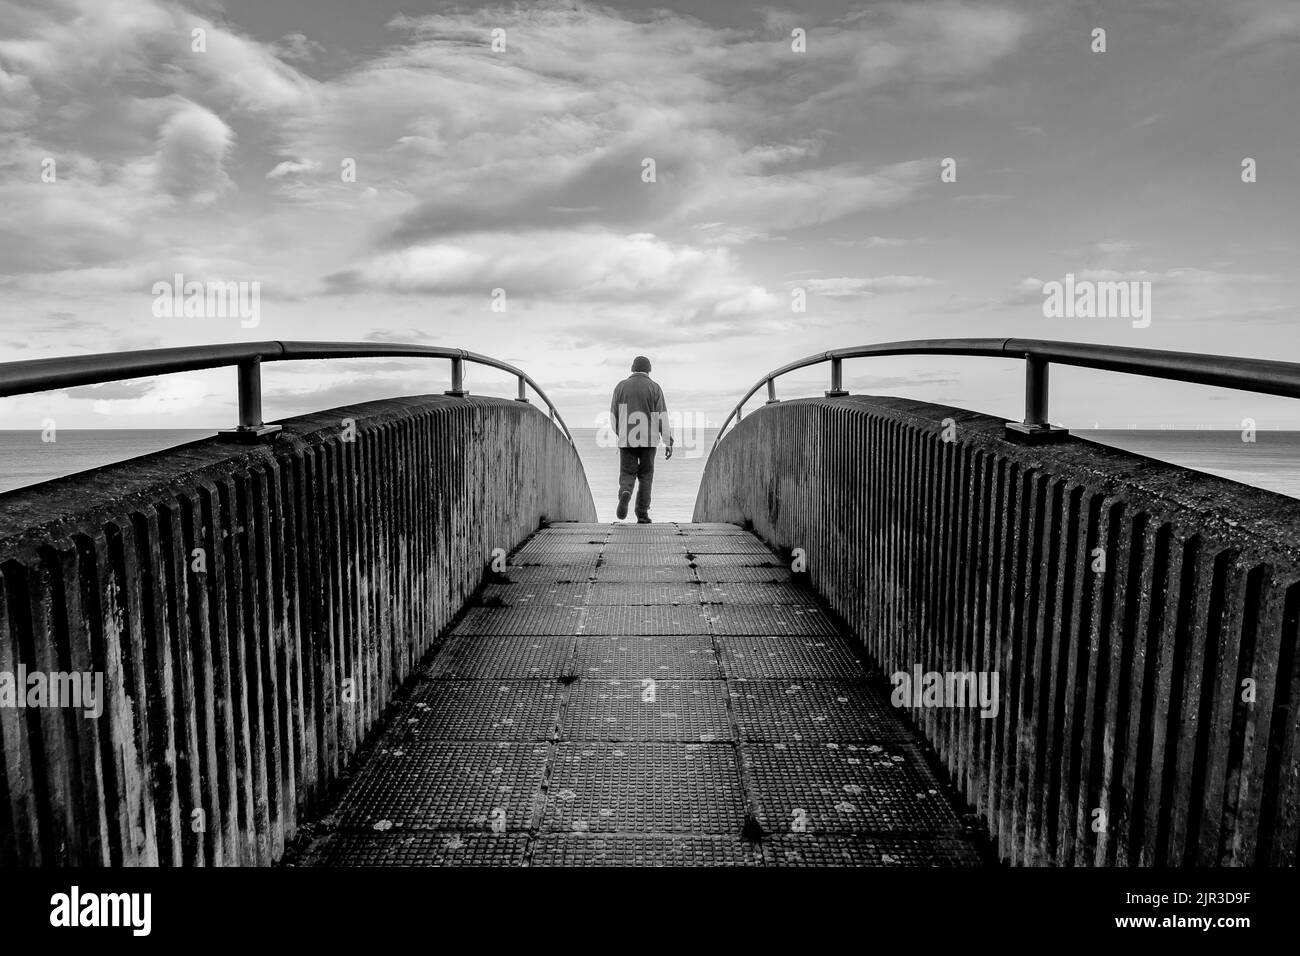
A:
0,395,595,866
695,396,1300,866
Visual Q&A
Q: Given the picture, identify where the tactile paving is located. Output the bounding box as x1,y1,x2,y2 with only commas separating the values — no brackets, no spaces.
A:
332,740,549,831
423,636,575,680
684,539,775,554
694,566,796,584
299,522,990,866
744,742,964,835
478,583,589,606
542,743,744,834
514,540,606,555
593,565,699,583
450,606,584,636
583,605,710,635
716,635,867,679
531,834,763,867
586,583,701,605
574,635,719,679
562,680,732,741
511,552,601,566
731,680,907,741
690,553,784,568
302,830,530,867
605,541,691,556
763,835,983,867
697,582,815,604
599,552,693,567
491,567,594,585
391,680,564,740
706,605,836,636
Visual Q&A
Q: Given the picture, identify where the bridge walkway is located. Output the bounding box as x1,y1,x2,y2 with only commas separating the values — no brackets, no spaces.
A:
294,522,988,866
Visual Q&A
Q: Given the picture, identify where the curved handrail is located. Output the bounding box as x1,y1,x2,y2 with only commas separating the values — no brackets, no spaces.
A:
712,337,1300,453
0,340,577,445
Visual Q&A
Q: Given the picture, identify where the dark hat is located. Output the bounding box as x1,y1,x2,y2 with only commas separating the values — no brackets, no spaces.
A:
631,355,652,372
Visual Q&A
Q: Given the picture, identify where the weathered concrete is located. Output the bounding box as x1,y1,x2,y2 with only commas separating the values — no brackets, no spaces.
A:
0,395,595,866
291,522,987,866
694,395,1300,866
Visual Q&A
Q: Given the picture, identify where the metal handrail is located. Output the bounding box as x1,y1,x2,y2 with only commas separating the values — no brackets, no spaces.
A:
713,337,1300,452
0,341,577,445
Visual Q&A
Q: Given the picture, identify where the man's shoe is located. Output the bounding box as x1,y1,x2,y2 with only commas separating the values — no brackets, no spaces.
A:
637,517,652,524
616,491,631,520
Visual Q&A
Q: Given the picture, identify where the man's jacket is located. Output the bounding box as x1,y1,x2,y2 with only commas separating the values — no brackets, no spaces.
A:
610,372,674,448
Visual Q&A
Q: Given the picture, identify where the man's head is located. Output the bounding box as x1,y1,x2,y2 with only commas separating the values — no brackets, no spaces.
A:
631,355,652,373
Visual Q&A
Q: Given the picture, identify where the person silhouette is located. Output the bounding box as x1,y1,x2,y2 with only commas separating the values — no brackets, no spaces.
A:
609,355,674,523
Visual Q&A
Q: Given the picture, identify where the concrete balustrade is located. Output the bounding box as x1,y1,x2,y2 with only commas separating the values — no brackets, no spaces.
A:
695,395,1300,866
0,395,595,865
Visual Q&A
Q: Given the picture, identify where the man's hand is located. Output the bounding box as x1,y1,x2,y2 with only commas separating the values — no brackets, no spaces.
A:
664,444,673,460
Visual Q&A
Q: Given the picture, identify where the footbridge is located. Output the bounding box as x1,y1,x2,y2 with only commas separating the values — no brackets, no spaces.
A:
1,339,1298,867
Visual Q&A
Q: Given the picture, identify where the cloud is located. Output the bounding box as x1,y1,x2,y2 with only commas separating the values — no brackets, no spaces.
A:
267,158,322,179
804,275,941,297
152,101,234,203
274,33,325,64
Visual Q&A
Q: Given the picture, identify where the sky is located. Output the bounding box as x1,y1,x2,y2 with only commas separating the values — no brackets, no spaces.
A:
1,0,1298,431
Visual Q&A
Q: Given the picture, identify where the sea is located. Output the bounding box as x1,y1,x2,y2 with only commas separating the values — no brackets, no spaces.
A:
1,428,1297,522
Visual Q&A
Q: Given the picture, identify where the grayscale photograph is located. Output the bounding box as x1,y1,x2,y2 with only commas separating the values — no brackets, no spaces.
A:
0,0,1295,938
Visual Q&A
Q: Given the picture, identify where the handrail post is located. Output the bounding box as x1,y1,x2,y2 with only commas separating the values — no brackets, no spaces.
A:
515,375,529,403
765,378,779,404
825,356,848,397
445,356,468,397
219,357,282,442
1005,355,1069,442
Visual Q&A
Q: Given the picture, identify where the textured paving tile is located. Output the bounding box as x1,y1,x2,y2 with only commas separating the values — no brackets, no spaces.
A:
450,606,584,636
562,679,732,741
599,552,694,567
514,541,605,556
332,741,549,831
593,565,699,583
706,605,837,636
298,524,988,867
716,635,867,679
684,539,775,554
478,583,589,606
531,834,763,867
604,541,688,554
731,680,908,741
574,635,719,679
390,680,564,740
744,742,963,835
491,566,595,585
691,553,784,568
763,835,983,867
698,582,815,604
582,604,710,635
694,566,796,584
542,743,744,834
301,831,530,867
586,582,701,605
422,636,575,680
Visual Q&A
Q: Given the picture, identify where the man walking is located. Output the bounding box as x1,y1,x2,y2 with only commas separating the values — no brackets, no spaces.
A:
609,355,673,523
